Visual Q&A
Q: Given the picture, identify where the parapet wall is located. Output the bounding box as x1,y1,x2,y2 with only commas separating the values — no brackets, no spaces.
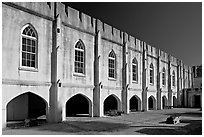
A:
9,2,190,69
12,2,54,19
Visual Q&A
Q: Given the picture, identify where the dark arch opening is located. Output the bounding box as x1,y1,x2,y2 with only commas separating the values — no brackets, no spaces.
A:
148,96,156,110
104,95,118,114
130,96,139,112
66,94,90,117
7,92,46,121
162,96,168,109
173,96,177,107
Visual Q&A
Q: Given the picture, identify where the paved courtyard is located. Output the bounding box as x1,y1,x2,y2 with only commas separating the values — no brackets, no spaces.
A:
2,108,202,135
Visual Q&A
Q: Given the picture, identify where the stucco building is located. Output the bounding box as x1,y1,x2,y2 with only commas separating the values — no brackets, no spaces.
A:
2,2,193,128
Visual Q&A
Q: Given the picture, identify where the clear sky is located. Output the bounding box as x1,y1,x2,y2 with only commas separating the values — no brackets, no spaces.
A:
64,2,202,66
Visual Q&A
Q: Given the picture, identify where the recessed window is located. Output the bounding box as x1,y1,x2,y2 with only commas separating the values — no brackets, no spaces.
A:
132,58,138,82
172,71,175,87
108,50,116,79
21,24,37,68
162,67,166,86
150,63,154,84
74,40,85,74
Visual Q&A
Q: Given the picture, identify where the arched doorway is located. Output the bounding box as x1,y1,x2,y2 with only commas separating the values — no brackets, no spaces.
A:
7,92,47,121
104,95,119,114
173,96,177,107
129,95,141,112
148,96,156,110
66,94,91,117
162,96,168,109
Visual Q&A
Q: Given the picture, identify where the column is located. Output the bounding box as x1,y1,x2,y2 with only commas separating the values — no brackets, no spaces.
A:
93,19,102,117
48,2,62,122
122,33,129,114
168,55,172,106
156,49,161,110
142,41,147,111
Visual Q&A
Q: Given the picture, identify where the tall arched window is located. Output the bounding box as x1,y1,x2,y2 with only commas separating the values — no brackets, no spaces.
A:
132,58,138,82
162,67,166,86
21,24,37,68
172,71,175,87
108,50,116,78
150,63,154,84
74,40,85,74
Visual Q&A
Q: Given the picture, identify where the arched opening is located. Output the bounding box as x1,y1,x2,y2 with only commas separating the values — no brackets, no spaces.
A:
66,94,91,117
129,95,141,112
148,96,156,110
104,95,119,114
173,96,177,107
7,92,47,121
162,96,168,109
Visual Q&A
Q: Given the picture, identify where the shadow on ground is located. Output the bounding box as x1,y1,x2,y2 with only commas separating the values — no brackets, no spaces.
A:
135,119,202,135
37,121,129,133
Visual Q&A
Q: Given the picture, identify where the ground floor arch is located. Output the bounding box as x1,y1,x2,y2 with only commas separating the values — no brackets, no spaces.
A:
66,94,92,117
103,94,120,114
148,96,156,110
162,96,168,109
129,95,141,112
6,92,47,121
173,96,177,107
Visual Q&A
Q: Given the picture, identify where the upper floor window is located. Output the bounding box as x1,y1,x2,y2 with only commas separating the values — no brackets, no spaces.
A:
108,50,116,79
132,58,138,82
21,24,37,68
150,63,154,84
172,71,175,87
74,40,85,74
162,67,166,86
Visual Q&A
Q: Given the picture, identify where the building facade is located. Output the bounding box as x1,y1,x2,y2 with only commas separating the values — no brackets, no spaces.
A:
2,2,193,128
185,65,202,108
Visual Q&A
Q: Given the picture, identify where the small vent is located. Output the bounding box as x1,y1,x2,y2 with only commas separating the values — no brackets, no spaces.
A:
102,23,105,31
47,2,51,9
91,17,93,27
79,11,82,22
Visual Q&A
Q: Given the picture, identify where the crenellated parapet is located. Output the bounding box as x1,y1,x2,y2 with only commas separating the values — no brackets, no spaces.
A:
146,44,157,58
96,20,123,44
159,50,169,63
126,34,142,53
56,3,96,34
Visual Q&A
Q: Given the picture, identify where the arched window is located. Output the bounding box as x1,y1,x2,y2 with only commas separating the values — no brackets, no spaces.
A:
108,50,116,78
21,24,37,68
74,40,85,74
132,58,138,82
172,71,175,87
162,67,166,86
150,63,154,84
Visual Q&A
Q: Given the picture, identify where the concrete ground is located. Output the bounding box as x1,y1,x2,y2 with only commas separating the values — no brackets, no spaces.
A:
2,108,202,135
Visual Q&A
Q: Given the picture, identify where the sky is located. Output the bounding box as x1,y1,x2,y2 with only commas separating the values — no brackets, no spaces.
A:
64,2,202,66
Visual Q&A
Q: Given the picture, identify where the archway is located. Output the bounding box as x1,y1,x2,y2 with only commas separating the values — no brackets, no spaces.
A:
104,95,119,114
7,92,47,121
129,95,141,112
162,96,168,109
148,96,156,110
173,96,177,107
66,94,91,117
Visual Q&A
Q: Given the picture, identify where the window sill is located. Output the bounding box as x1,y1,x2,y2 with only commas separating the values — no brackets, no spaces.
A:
73,73,86,77
108,77,116,81
149,83,154,86
132,81,138,84
18,66,38,72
